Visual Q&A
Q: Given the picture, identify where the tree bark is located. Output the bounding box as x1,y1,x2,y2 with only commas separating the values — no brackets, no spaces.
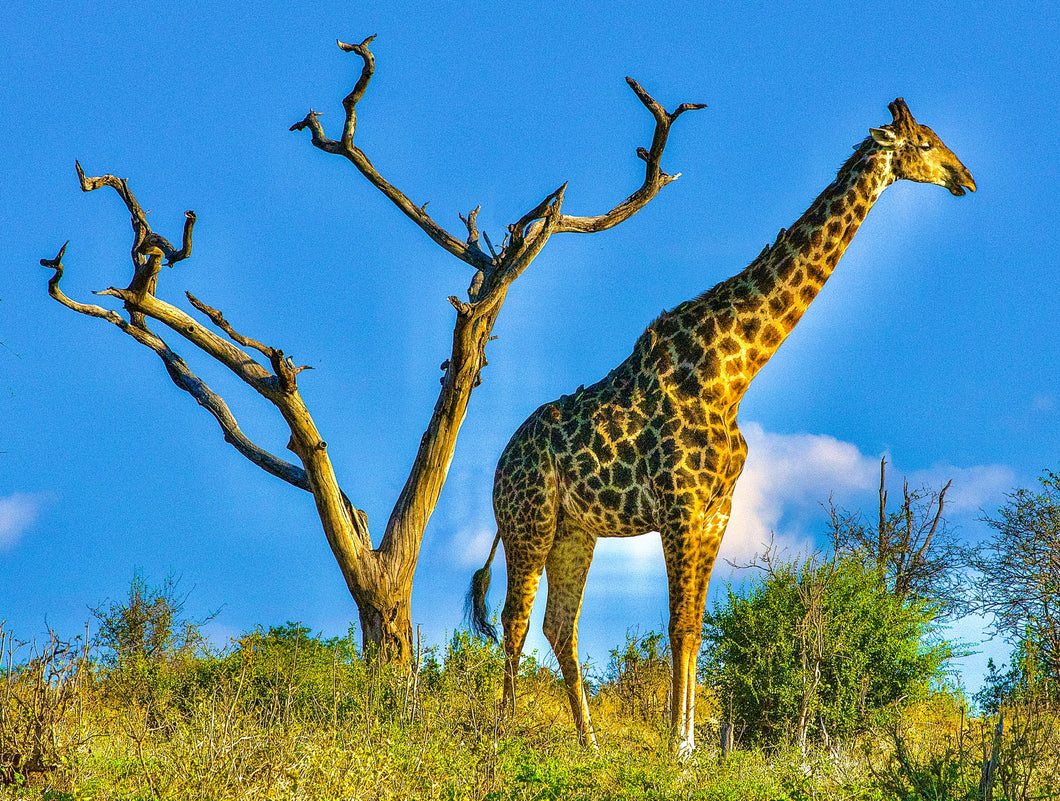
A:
42,36,704,663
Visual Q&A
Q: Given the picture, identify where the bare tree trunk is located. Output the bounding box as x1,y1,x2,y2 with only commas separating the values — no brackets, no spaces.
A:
41,36,704,663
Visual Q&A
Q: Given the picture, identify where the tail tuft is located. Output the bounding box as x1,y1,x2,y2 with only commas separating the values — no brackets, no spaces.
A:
465,533,501,642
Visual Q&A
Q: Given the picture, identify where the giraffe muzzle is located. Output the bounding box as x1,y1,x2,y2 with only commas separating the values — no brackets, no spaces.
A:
947,167,976,196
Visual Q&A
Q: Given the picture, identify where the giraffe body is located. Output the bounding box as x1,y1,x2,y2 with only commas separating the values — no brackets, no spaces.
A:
470,99,975,753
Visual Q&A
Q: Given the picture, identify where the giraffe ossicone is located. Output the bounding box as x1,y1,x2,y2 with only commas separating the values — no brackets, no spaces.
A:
468,97,974,754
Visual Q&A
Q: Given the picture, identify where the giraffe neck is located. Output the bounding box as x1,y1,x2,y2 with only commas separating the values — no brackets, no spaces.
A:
655,139,896,403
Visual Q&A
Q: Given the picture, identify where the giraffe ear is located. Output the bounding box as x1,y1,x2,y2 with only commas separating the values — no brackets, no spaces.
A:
870,126,898,147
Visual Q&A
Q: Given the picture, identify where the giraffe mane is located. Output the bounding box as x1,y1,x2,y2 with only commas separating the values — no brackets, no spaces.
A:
837,137,876,177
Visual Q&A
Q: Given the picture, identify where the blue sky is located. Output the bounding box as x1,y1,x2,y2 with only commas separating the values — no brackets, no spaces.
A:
2,1,1057,694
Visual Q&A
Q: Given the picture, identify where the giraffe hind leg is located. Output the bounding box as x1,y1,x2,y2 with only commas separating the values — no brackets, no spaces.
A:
542,524,598,748
499,536,547,715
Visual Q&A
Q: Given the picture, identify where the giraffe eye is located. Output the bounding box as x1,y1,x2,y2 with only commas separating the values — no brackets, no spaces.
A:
918,141,934,151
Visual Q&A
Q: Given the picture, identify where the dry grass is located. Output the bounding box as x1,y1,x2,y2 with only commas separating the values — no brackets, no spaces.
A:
3,625,1059,801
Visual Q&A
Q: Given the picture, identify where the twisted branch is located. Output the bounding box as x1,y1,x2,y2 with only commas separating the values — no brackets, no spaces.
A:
551,78,706,234
40,244,308,489
42,174,371,553
290,37,493,272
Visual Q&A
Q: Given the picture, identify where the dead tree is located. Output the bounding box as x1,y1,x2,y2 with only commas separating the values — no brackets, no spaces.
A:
39,37,704,663
827,457,964,615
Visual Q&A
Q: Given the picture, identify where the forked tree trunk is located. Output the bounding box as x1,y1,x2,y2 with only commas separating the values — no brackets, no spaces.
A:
41,36,704,664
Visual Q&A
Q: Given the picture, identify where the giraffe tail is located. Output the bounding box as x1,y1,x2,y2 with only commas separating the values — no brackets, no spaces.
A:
466,532,501,642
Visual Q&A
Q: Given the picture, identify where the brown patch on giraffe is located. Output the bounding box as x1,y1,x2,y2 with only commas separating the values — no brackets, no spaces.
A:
717,336,741,356
714,310,735,333
774,256,795,281
740,317,762,341
759,324,783,349
734,290,759,314
806,262,828,285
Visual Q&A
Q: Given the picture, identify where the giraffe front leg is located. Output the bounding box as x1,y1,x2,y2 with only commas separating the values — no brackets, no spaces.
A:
542,524,598,748
663,499,730,757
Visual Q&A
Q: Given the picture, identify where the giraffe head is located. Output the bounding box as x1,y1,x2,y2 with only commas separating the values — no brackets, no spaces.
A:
869,98,976,196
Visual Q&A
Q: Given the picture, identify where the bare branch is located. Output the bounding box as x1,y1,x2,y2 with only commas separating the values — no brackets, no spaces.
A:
288,110,337,153
291,39,493,272
43,247,298,478
42,239,371,553
551,77,706,235
186,293,271,355
459,206,482,248
878,457,888,557
509,183,568,252
171,210,197,264
186,293,312,394
337,35,377,148
75,161,196,270
42,242,130,325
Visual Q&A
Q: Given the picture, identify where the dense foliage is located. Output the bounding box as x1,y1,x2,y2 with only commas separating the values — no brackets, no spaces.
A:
701,554,950,748
4,617,1059,800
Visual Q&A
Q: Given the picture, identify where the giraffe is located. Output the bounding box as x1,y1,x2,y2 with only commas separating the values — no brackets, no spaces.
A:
468,98,975,754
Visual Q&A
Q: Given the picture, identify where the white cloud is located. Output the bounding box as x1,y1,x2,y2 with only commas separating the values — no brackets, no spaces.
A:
0,493,43,550
720,422,880,565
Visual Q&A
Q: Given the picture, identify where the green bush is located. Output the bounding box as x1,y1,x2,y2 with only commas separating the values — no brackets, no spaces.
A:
211,622,365,726
701,554,949,747
89,573,213,721
602,629,670,726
